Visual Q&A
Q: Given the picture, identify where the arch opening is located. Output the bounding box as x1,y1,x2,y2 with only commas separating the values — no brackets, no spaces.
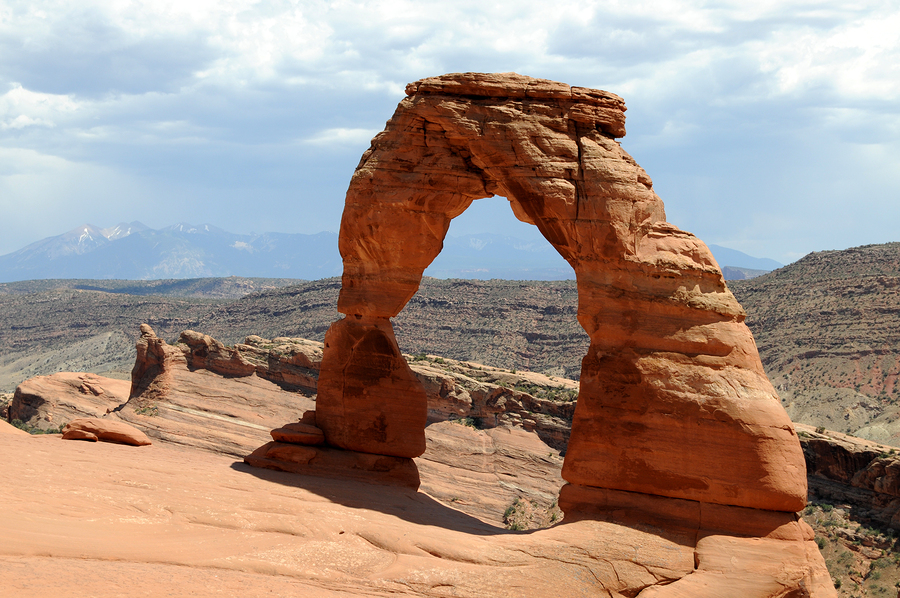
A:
424,196,574,281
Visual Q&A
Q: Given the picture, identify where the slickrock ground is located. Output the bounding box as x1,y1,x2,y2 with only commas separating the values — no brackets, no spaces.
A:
25,344,900,595
1,427,834,597
5,326,835,596
10,372,130,432
0,418,28,436
1,430,578,598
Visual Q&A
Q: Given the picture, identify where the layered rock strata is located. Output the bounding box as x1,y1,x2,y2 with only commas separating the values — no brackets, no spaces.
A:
175,329,321,393
10,372,130,431
315,72,806,514
120,325,317,457
558,484,833,595
800,423,900,529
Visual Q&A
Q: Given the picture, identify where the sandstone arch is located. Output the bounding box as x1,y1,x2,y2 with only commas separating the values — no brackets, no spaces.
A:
315,73,806,513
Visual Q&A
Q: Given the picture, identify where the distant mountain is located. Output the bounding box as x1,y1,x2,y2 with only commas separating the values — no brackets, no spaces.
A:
0,223,781,282
426,236,781,280
425,233,575,280
721,266,771,281
0,222,343,282
707,244,782,272
101,221,151,241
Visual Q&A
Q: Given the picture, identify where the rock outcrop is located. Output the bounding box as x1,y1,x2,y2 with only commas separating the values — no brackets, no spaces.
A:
314,72,806,515
9,326,576,455
416,421,565,526
61,417,152,446
411,355,577,451
9,372,130,431
800,423,900,529
730,243,900,443
179,330,322,392
119,325,317,457
133,325,321,396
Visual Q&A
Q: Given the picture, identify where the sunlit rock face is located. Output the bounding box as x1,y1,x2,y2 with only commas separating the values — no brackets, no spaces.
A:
316,72,806,513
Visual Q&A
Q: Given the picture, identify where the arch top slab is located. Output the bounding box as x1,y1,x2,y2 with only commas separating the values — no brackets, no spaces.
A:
336,72,655,319
316,72,807,513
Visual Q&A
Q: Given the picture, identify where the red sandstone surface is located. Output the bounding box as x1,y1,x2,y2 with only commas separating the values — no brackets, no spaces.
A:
3,330,836,595
61,417,152,446
0,425,834,597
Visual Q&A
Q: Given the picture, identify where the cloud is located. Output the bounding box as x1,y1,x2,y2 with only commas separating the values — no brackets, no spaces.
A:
0,146,157,251
0,0,898,262
0,3,217,96
303,127,381,146
0,84,78,130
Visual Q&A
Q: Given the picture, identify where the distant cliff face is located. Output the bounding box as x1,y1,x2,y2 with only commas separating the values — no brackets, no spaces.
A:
731,243,900,443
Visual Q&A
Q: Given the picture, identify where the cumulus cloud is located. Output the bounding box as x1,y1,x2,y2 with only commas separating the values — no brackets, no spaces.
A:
0,84,77,129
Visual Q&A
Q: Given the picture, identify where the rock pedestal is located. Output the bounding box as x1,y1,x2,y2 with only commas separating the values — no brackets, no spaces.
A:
315,316,427,458
246,412,420,489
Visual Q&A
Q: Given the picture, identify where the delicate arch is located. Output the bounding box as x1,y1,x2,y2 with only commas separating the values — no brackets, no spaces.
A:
314,73,806,513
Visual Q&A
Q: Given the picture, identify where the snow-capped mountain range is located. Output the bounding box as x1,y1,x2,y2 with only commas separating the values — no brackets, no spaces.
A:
0,222,781,282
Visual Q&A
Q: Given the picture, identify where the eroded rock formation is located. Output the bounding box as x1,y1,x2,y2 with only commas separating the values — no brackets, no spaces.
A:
118,325,318,457
10,372,130,430
61,417,152,446
315,72,807,514
800,423,900,529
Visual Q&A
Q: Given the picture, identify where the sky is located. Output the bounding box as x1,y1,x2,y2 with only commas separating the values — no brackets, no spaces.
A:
1,0,898,264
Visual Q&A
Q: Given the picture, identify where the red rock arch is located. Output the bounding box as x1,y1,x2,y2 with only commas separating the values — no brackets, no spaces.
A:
315,73,806,513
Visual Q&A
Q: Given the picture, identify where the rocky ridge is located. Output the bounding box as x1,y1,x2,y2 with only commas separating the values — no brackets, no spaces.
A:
731,242,900,444
12,327,578,453
796,423,900,595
